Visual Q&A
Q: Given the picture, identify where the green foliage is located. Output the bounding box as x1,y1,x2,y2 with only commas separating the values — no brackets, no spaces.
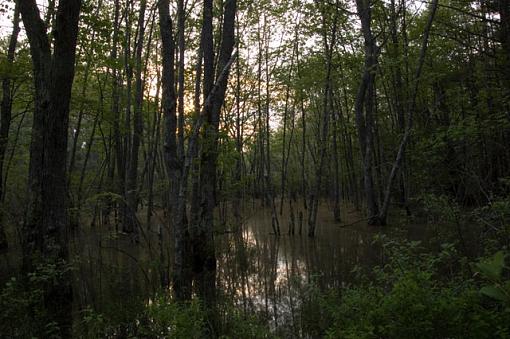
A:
70,294,272,338
304,239,510,339
138,297,205,338
219,303,274,339
475,251,510,309
324,272,510,339
75,306,106,339
0,261,73,338
420,193,461,223
474,197,510,247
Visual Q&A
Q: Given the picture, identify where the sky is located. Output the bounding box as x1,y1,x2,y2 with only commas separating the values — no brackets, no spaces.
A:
0,0,51,37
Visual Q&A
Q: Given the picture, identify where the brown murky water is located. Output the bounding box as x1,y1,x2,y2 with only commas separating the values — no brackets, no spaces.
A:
216,201,387,334
69,201,396,332
0,200,444,335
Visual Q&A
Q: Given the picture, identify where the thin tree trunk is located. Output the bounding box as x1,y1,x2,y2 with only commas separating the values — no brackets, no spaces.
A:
177,0,186,162
378,0,438,224
279,35,297,216
125,0,147,237
263,16,280,235
308,6,337,236
121,0,133,232
0,2,20,251
109,0,123,228
233,12,243,226
332,106,341,222
146,55,162,228
158,0,187,296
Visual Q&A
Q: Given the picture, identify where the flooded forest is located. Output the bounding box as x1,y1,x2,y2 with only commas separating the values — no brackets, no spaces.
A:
1,0,510,338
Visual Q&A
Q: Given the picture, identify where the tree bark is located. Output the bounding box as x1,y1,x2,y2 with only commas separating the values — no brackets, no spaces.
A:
158,0,188,297
177,0,186,163
378,0,438,224
308,6,337,236
354,0,380,225
192,0,237,309
0,2,20,251
125,0,147,237
20,0,82,335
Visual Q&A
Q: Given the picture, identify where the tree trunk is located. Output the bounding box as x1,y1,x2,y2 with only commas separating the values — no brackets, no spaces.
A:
158,0,189,298
125,0,147,237
0,2,20,251
308,6,337,236
109,0,123,229
20,0,82,335
190,0,237,327
378,0,438,224
354,0,380,225
177,0,186,163
262,15,280,235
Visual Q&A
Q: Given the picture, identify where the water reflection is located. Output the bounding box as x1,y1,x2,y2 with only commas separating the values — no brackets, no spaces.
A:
0,201,394,335
216,201,388,335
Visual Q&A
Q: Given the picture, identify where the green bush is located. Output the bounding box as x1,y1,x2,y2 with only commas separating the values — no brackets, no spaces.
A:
0,260,73,338
318,239,510,339
138,297,205,338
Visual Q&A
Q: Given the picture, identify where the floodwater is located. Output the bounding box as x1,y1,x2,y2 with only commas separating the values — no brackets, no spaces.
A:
216,201,386,335
0,200,442,335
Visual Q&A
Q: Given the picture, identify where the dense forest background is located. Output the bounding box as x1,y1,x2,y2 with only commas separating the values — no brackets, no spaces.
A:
0,0,510,337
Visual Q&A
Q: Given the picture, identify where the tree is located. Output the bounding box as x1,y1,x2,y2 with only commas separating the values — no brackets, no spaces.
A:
354,0,380,225
190,0,237,308
125,0,147,236
158,0,189,298
19,0,82,335
0,1,20,251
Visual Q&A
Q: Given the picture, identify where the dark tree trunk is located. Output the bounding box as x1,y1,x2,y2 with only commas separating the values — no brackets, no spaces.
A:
189,0,237,327
354,0,380,225
378,0,438,224
497,0,510,121
177,0,186,163
109,0,123,228
125,0,147,237
308,6,337,236
0,2,20,251
332,108,342,223
20,0,82,335
263,16,280,235
68,0,104,227
158,0,189,297
189,0,215,307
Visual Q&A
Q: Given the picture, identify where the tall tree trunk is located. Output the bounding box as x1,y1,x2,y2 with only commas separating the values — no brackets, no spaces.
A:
146,54,162,228
109,0,123,229
378,0,438,224
308,5,337,236
0,2,20,251
68,0,104,227
497,0,510,122
190,0,237,322
355,0,380,225
263,16,280,235
233,13,243,226
190,0,215,307
332,106,342,222
158,0,188,297
125,0,147,237
177,0,186,163
20,0,82,335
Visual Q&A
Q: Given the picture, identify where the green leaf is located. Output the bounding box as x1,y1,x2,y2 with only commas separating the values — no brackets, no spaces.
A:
475,251,506,281
480,286,508,302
